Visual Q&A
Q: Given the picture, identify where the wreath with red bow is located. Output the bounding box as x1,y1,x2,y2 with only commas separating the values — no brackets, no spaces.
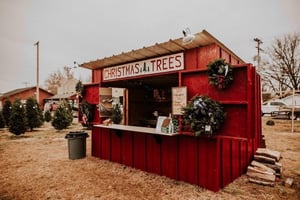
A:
207,59,233,89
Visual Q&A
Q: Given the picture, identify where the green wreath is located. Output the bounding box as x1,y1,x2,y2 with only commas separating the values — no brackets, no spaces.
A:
207,59,233,89
182,95,226,136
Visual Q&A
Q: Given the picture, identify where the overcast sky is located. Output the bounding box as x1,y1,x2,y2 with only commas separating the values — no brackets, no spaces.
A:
0,0,299,93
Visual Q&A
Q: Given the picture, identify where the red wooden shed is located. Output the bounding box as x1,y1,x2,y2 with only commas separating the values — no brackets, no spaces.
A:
80,29,262,191
0,86,53,109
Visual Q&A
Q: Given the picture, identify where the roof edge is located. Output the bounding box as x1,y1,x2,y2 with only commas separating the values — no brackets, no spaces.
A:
80,29,245,70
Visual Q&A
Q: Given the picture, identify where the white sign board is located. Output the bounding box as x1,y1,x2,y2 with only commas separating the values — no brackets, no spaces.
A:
103,53,184,81
172,87,187,115
156,116,167,133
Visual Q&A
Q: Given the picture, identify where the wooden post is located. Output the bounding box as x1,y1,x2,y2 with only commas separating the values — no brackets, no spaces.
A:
291,88,295,133
34,41,40,104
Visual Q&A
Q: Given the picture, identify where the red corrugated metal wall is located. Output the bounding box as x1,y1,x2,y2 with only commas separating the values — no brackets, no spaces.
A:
89,45,262,192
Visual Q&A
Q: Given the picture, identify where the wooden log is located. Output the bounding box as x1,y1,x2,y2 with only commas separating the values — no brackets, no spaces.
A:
247,166,274,176
246,166,276,182
248,178,274,187
285,178,293,188
254,155,276,164
256,148,281,161
250,160,275,174
262,162,282,174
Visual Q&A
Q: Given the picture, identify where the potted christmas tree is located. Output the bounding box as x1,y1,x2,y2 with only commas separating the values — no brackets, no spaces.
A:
111,104,122,124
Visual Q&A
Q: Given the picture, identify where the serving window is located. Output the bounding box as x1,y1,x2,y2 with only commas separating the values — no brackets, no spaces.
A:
101,73,179,127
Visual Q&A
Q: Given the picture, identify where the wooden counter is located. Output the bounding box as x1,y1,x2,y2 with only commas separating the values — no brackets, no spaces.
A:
91,124,251,192
94,124,179,136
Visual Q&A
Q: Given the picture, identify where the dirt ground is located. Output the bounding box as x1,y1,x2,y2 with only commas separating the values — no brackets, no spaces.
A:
0,117,300,200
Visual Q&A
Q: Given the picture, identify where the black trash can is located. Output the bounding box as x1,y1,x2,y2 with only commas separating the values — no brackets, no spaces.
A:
65,131,89,160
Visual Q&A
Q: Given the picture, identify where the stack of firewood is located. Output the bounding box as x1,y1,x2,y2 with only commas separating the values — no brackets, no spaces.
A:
246,148,282,187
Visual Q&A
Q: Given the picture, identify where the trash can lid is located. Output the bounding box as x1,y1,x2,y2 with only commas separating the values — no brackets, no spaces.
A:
65,131,89,139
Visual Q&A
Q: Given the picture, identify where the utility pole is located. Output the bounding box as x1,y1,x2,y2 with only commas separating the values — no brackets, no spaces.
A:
254,38,263,103
253,38,263,69
34,41,40,104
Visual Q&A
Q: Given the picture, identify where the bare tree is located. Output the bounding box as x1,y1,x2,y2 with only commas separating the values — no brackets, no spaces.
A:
44,67,75,94
63,66,74,79
259,33,300,93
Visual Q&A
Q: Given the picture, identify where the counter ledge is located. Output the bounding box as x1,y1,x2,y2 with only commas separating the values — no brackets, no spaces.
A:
94,124,178,136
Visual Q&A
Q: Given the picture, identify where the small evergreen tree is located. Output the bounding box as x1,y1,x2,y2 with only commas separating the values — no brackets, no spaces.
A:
2,100,12,127
0,111,5,128
75,80,85,97
38,105,45,124
25,97,43,131
64,101,74,126
51,102,72,130
9,99,27,135
80,100,94,128
111,104,122,124
44,110,52,122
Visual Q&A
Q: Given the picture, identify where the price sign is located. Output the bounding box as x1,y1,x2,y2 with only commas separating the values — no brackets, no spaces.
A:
172,87,187,115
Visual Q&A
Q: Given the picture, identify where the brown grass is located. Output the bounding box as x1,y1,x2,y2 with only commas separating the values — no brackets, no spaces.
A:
0,117,299,200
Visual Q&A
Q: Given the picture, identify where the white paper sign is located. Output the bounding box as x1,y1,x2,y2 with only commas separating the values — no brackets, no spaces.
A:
172,87,187,115
156,116,167,133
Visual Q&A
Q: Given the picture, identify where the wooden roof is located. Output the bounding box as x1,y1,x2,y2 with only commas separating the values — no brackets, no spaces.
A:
80,29,245,70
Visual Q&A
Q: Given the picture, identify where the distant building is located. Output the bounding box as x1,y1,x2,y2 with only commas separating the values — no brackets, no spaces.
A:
57,78,78,97
46,78,79,101
0,86,53,110
45,78,80,117
281,94,300,106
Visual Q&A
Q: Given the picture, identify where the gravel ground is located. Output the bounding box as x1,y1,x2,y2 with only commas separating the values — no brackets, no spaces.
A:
0,118,299,200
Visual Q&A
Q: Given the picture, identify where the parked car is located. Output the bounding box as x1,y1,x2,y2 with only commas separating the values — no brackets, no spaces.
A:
262,99,300,120
271,105,300,120
261,100,288,116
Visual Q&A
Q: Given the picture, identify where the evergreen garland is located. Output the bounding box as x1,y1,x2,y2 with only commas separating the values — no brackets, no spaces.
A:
182,95,226,136
207,59,233,89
